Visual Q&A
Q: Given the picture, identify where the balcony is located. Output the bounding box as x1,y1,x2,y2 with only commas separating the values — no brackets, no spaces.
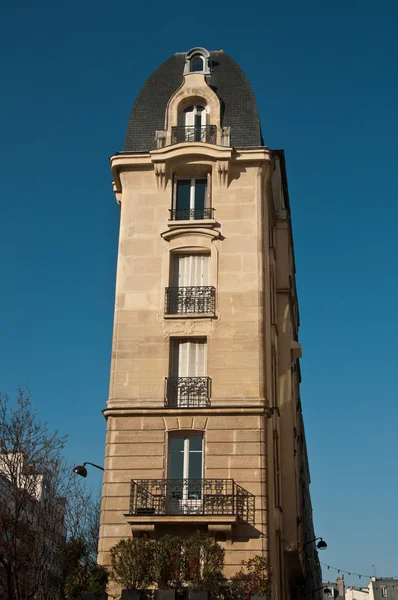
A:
129,479,255,524
165,286,216,316
171,125,217,145
165,377,211,408
169,208,214,221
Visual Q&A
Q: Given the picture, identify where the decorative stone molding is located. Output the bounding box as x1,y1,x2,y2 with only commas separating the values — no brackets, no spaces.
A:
161,227,221,242
162,318,214,339
217,160,229,187
291,340,302,359
166,72,221,144
154,162,166,189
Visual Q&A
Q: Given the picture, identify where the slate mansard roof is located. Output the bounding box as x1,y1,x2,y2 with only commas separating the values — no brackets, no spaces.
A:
124,50,263,152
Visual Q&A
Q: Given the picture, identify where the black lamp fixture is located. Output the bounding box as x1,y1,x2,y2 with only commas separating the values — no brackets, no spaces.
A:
304,536,328,551
312,586,333,596
73,462,104,478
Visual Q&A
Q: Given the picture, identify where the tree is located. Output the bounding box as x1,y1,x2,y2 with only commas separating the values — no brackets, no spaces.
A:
183,531,225,592
0,388,102,600
110,538,153,590
230,556,272,600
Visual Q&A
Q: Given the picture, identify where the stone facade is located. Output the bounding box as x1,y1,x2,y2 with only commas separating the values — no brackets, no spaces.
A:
98,47,322,600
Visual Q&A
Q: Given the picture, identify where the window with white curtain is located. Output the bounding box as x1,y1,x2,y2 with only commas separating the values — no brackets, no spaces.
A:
167,254,213,315
171,254,210,288
170,338,206,379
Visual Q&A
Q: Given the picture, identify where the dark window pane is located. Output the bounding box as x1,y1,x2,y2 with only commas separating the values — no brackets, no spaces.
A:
176,180,191,213
171,437,184,451
194,179,206,218
170,453,184,480
194,114,202,141
191,57,203,72
190,438,203,452
189,451,202,480
183,106,194,113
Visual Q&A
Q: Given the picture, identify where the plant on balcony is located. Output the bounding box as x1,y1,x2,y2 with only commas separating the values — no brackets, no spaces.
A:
110,538,153,591
183,531,225,596
230,556,272,600
151,535,183,591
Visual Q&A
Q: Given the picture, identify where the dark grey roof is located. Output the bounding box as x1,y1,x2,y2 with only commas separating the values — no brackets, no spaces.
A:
124,50,263,152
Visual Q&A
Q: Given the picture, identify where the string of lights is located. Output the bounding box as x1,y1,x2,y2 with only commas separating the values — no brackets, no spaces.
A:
320,563,398,582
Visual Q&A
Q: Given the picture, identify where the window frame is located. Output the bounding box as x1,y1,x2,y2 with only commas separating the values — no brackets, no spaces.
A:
169,337,207,379
172,175,211,220
190,55,204,72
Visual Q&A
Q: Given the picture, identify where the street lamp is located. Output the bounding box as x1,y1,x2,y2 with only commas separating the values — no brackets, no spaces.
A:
304,537,328,550
73,462,104,478
312,586,332,596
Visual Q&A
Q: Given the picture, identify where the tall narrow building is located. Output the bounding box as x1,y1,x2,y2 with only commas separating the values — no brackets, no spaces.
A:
99,47,322,600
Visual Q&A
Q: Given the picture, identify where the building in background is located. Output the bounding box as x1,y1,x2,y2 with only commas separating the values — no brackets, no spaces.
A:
99,47,322,600
323,577,345,600
346,585,369,600
346,578,398,600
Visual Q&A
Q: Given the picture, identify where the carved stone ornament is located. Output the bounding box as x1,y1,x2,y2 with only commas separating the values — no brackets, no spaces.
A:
217,160,229,187
162,319,214,338
154,162,166,189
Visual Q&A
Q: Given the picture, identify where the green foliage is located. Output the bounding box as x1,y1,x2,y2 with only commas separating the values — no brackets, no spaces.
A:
108,532,225,593
151,535,183,589
230,556,272,600
60,538,108,597
183,531,225,592
110,538,153,589
87,565,109,594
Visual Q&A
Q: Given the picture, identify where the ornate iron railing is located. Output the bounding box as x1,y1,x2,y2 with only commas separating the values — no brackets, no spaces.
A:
129,479,255,523
165,286,216,315
171,125,217,145
165,377,211,408
169,208,214,221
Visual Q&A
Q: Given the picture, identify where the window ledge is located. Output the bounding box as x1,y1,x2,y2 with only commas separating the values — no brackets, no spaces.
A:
163,313,216,320
161,227,221,242
167,219,217,228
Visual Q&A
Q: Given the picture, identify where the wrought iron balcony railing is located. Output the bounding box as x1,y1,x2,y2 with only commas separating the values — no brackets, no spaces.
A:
129,478,255,524
165,286,216,315
171,125,217,145
169,208,214,221
165,377,211,408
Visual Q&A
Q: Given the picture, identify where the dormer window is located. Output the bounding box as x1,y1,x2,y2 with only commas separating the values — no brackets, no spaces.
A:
190,55,204,72
183,105,206,140
184,47,211,75
170,103,216,145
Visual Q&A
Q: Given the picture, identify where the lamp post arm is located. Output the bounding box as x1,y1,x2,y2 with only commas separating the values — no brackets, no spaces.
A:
83,462,104,472
304,536,322,547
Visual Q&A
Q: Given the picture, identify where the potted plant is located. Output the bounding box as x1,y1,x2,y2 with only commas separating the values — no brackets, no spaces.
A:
231,556,272,600
183,531,225,600
152,535,183,600
110,537,153,600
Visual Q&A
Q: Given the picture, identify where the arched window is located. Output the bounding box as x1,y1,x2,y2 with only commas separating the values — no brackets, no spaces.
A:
184,47,210,75
181,105,207,142
190,55,204,72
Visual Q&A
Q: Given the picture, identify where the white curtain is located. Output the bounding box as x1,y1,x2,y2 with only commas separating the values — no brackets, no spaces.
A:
172,254,210,287
171,339,206,377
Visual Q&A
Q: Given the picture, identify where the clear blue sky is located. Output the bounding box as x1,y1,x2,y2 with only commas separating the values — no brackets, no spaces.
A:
1,0,397,586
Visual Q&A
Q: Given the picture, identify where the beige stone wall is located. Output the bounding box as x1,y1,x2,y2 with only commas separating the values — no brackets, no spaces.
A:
108,162,266,407
101,126,318,598
99,412,267,575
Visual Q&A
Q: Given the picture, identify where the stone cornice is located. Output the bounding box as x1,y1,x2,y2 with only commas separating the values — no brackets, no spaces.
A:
150,143,232,162
103,405,269,418
160,227,221,242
